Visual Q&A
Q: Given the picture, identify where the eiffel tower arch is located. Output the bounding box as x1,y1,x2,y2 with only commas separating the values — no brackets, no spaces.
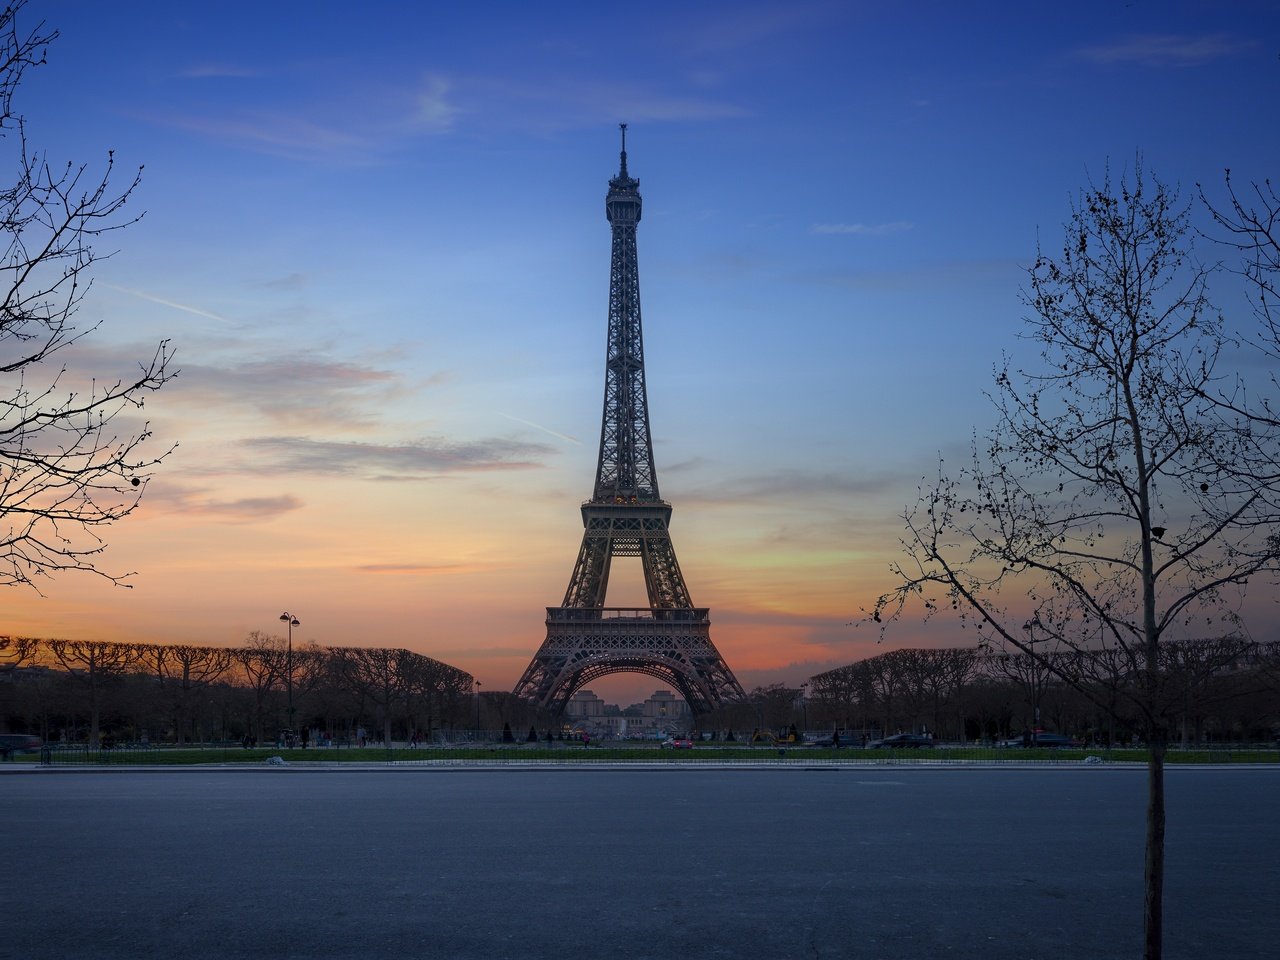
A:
512,127,746,717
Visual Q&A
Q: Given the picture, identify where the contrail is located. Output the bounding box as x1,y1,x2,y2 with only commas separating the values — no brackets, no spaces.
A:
498,412,581,445
106,283,232,323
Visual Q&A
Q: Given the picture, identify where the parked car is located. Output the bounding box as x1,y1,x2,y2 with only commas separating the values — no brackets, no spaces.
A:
660,737,694,750
999,732,1082,749
868,733,934,749
0,734,41,760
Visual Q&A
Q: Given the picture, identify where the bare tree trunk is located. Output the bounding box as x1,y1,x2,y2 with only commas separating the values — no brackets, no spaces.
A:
1144,735,1166,960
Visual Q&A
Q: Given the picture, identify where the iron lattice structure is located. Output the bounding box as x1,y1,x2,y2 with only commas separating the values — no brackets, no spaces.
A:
512,127,746,716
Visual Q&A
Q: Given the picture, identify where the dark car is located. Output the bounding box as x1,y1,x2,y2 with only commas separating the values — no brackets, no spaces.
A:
0,733,41,760
868,733,934,749
660,737,693,750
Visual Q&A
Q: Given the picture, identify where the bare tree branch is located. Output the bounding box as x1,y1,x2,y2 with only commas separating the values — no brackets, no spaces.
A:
0,0,175,591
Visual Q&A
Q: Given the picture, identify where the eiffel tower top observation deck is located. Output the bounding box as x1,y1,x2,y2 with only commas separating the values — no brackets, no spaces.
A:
511,127,746,715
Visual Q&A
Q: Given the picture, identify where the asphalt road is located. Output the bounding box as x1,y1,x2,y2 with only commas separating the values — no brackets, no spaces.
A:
2,766,1276,960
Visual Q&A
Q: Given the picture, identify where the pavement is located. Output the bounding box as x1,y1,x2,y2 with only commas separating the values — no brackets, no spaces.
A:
4,766,1276,960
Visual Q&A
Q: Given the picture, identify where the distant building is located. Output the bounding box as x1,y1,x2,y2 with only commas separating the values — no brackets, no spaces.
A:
565,689,605,718
643,689,689,723
564,689,693,738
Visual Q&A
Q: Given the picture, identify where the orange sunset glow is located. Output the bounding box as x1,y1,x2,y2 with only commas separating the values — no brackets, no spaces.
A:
6,2,1278,708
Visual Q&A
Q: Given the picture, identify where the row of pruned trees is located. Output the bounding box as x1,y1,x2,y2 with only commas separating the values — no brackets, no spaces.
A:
805,640,1280,745
0,633,474,747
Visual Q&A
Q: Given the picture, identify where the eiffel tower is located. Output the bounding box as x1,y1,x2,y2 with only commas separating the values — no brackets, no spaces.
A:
512,126,746,716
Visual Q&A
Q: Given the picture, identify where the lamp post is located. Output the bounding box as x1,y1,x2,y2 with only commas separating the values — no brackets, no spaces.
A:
279,612,300,739
799,682,809,736
474,679,482,741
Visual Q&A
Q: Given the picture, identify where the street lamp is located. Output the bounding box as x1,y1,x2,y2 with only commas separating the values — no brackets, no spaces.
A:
474,679,482,741
279,612,300,739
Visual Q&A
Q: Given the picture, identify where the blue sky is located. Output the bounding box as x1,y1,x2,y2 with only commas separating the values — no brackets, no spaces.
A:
9,0,1279,704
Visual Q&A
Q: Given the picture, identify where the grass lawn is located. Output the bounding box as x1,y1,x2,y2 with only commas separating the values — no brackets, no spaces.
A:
14,742,1279,766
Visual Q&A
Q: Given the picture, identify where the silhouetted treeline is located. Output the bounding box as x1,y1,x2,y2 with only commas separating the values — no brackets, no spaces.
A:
0,633,474,747
6,633,1275,746
804,639,1280,745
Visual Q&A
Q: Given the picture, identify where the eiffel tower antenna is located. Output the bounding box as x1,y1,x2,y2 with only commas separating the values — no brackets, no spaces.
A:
512,128,746,716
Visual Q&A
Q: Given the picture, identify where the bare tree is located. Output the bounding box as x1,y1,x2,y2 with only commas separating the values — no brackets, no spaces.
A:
869,163,1280,960
985,643,1058,739
809,658,879,739
231,632,284,743
44,638,142,747
864,650,907,734
745,683,800,735
0,1,174,590
0,633,40,735
0,632,38,671
400,651,472,741
286,641,328,734
924,647,980,740
331,646,409,746
151,644,232,744
1158,636,1262,746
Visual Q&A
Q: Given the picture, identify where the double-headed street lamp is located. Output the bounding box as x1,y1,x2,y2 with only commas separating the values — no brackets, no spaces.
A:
279,612,300,734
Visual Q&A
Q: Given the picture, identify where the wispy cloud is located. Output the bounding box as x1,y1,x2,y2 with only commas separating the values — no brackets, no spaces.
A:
761,467,899,495
795,256,1021,291
170,355,404,430
233,435,556,479
469,74,748,134
159,110,385,164
258,273,308,291
142,485,304,523
151,69,461,164
1076,33,1253,68
413,74,458,131
680,468,904,506
194,494,305,522
356,562,467,575
811,221,914,236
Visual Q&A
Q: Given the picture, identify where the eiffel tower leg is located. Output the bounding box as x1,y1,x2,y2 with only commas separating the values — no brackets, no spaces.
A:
640,532,691,610
561,521,612,610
